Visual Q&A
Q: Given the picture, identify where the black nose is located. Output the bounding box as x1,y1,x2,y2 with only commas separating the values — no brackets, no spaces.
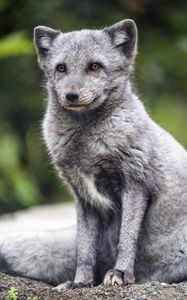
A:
66,92,79,102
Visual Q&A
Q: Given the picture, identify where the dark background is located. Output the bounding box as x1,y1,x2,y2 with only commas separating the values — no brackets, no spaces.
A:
0,0,187,214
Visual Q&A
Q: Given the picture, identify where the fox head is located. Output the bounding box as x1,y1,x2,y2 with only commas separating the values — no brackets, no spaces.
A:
34,20,137,113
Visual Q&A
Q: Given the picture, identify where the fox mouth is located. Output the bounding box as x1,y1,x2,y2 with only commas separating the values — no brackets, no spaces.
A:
65,103,89,111
65,96,99,111
68,103,86,107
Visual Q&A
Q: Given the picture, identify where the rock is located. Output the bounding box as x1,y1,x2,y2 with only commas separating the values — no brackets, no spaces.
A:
160,282,169,287
0,203,76,233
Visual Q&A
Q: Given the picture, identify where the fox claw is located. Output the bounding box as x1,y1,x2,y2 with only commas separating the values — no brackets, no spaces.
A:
52,280,93,292
103,269,135,286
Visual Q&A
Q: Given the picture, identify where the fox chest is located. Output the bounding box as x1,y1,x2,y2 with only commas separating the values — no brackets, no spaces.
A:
52,129,149,209
55,146,125,210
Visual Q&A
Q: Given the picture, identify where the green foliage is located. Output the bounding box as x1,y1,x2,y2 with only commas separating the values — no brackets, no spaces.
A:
0,32,34,58
5,287,39,300
0,0,187,213
5,288,18,300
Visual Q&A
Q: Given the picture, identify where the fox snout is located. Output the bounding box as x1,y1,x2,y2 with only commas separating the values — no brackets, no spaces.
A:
56,78,106,112
59,86,96,111
62,89,90,111
66,92,79,102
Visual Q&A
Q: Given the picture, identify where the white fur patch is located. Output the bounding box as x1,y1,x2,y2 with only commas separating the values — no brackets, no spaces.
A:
81,174,112,210
40,36,51,49
114,32,128,46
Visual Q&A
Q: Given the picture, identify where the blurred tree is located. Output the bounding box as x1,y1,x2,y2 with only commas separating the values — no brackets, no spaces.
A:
0,0,187,213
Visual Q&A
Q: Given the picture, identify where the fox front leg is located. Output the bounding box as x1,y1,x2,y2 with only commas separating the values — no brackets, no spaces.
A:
104,183,147,286
53,198,99,292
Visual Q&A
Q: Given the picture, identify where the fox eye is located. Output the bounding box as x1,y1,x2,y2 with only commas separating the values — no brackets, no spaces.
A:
56,64,66,73
89,62,101,71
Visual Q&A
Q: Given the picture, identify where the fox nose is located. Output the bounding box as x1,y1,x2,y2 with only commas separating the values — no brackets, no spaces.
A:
66,92,79,102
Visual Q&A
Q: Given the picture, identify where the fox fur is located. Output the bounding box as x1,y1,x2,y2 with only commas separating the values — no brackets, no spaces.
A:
1,19,187,290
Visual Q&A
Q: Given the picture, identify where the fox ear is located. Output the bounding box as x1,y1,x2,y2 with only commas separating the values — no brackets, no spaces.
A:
34,26,60,65
105,19,137,60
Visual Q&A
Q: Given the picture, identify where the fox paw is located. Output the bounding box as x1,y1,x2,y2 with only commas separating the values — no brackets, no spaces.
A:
103,269,135,286
52,280,93,292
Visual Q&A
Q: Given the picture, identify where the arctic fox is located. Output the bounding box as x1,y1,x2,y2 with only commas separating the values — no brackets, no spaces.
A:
1,19,187,291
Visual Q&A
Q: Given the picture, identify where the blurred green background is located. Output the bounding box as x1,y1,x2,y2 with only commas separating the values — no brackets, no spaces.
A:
0,0,187,214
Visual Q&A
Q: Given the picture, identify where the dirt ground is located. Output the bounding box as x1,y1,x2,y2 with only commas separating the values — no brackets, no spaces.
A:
1,272,187,300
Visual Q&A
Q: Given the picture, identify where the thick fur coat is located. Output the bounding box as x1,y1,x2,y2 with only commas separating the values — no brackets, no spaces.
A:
1,20,187,290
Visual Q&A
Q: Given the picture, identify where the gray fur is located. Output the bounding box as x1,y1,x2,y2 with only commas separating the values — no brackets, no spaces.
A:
1,19,187,289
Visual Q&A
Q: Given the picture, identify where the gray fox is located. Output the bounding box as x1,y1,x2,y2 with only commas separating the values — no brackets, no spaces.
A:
1,19,187,291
